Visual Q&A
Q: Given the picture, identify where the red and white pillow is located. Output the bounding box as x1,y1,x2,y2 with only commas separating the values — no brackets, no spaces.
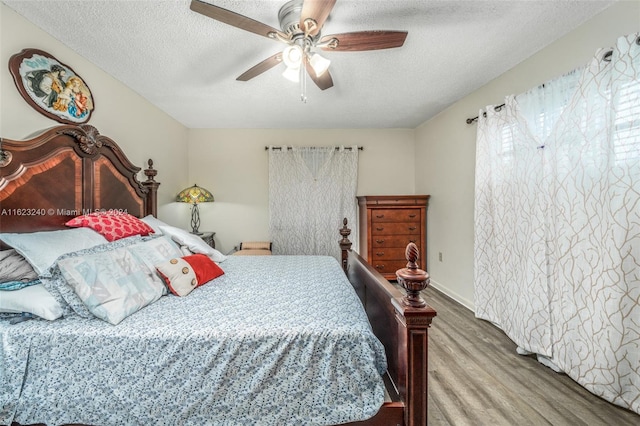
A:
66,212,155,242
155,254,224,297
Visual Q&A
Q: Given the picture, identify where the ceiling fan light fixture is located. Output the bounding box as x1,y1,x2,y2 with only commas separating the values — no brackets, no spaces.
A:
308,52,331,77
282,65,300,82
282,44,303,68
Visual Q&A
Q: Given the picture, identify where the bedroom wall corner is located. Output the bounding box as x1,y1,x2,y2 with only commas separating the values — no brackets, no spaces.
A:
0,3,188,223
413,0,640,313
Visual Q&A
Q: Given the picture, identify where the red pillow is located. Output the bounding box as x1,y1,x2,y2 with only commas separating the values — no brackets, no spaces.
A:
156,254,225,297
65,212,154,242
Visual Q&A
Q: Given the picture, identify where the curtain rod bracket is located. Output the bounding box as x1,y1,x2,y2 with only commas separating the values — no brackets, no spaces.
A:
466,103,506,124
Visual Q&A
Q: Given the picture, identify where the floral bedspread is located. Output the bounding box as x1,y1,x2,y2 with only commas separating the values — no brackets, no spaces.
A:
0,255,387,426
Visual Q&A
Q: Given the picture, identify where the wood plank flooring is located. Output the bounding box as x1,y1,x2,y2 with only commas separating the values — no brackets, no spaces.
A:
423,286,639,426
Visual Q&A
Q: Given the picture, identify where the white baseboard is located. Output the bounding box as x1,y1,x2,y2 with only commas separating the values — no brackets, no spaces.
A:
428,279,475,312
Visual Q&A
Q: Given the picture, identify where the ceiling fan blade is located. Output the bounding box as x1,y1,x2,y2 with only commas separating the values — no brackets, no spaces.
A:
305,61,334,90
320,30,408,51
190,0,287,40
300,0,337,36
236,52,283,81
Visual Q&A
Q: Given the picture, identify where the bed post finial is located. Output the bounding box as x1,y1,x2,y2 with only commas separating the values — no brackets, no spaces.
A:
396,242,430,307
339,218,352,273
144,159,157,181
142,158,160,217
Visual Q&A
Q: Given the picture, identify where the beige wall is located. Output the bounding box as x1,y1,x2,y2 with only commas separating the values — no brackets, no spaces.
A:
188,128,416,254
415,1,640,309
0,4,189,223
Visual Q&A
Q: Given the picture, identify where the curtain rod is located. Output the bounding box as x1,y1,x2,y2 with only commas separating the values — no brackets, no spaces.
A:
265,146,363,151
465,43,628,126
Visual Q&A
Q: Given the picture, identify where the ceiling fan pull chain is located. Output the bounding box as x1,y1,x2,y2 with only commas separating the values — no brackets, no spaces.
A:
300,65,307,103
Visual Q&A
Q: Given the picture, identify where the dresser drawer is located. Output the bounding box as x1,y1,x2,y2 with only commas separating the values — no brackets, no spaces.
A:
370,259,417,276
370,247,415,261
371,222,420,235
371,209,421,223
372,235,419,248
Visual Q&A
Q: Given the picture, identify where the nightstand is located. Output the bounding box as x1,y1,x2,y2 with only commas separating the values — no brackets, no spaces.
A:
199,232,216,249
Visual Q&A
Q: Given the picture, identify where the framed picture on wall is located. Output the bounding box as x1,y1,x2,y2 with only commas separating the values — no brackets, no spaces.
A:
8,48,95,124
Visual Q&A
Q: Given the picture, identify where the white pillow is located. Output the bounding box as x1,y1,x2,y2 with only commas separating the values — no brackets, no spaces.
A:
159,225,227,263
0,228,109,275
0,284,63,320
140,215,170,235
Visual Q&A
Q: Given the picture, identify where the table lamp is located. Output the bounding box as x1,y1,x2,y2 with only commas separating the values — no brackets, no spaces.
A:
176,184,214,234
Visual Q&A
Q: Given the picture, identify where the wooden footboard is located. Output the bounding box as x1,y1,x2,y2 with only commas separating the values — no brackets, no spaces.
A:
340,219,437,426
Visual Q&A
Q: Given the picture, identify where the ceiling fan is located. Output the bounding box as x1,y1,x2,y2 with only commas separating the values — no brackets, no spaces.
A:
190,0,408,96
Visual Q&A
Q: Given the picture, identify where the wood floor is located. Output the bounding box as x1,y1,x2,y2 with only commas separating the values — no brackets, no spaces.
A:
423,286,639,426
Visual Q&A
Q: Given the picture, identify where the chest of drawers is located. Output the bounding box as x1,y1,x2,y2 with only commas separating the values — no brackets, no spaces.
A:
357,195,430,280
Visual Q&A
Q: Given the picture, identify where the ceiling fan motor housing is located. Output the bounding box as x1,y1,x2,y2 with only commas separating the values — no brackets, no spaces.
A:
278,0,303,34
278,0,321,41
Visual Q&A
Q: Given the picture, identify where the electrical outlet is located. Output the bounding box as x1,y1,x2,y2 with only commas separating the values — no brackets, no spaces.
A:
438,252,443,262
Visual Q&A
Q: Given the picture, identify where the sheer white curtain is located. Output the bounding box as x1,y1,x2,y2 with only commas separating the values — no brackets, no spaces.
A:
474,33,640,413
268,146,358,260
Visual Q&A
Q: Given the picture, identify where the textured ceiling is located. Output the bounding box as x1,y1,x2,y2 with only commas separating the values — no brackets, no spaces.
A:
3,0,617,129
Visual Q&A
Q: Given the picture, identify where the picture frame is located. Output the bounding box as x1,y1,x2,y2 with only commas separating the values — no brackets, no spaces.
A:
8,48,95,124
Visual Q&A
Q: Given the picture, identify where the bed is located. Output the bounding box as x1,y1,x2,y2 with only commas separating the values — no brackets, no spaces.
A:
0,124,436,426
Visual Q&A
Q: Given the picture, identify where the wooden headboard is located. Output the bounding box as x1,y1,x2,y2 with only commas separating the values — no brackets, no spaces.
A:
0,124,159,234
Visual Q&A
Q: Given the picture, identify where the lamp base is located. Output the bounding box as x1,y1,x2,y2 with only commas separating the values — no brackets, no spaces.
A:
190,204,202,235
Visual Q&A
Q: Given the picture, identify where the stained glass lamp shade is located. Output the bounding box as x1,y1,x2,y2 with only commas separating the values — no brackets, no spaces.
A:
176,184,214,235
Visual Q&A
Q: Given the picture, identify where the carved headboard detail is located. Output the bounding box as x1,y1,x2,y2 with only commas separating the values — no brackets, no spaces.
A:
0,124,159,234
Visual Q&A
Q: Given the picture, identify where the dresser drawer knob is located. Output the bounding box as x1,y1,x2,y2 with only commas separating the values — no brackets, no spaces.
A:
376,252,385,256
408,214,416,218
375,214,385,219
408,226,417,231
376,239,385,244
375,264,385,270
376,227,384,231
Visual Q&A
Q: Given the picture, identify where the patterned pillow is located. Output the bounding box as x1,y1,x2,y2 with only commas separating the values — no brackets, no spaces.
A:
156,254,225,297
66,212,154,242
41,235,182,320
57,244,167,325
